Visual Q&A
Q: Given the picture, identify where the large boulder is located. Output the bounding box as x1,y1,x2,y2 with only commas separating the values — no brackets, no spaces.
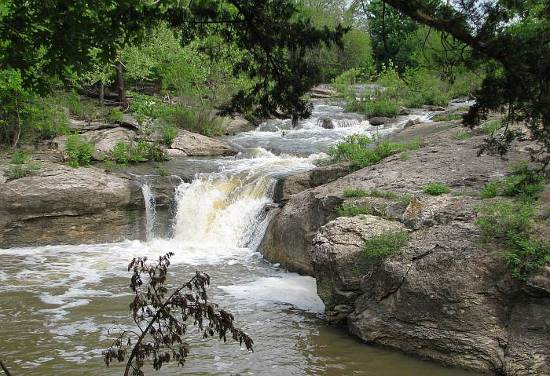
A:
170,130,237,156
312,214,549,375
0,162,145,247
368,116,392,126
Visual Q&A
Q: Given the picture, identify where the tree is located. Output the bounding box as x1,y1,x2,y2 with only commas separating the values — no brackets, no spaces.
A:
379,0,550,164
0,0,344,123
104,252,253,376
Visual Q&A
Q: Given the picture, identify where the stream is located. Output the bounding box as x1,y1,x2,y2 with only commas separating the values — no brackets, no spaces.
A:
0,100,477,375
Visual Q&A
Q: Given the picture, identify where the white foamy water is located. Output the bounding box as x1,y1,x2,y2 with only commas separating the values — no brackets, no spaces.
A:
141,183,156,240
0,101,472,376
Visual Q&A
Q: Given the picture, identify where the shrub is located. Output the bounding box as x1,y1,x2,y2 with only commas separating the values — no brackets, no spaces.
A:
423,182,451,195
476,200,548,280
65,134,94,167
433,113,463,122
162,124,179,145
479,163,546,202
329,134,422,169
365,98,399,117
337,203,371,217
454,130,472,140
108,108,124,123
476,201,533,240
343,188,369,198
364,231,409,260
111,140,167,165
11,150,30,164
5,163,39,180
480,181,499,199
481,119,503,135
503,234,550,280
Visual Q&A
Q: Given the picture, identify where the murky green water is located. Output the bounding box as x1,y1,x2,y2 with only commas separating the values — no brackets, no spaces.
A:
0,101,478,375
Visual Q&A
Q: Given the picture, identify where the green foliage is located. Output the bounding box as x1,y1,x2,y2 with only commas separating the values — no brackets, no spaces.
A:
328,134,421,169
161,125,179,146
433,113,463,122
65,134,94,168
11,150,30,164
337,202,371,217
480,163,546,202
129,93,223,137
481,119,503,135
365,98,399,117
108,109,124,123
476,199,548,280
423,182,451,196
454,130,472,140
155,163,170,177
343,188,411,205
111,140,167,165
5,162,39,180
503,234,550,280
363,231,409,260
476,201,534,239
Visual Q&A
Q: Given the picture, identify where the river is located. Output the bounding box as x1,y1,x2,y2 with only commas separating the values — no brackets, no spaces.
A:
0,100,477,375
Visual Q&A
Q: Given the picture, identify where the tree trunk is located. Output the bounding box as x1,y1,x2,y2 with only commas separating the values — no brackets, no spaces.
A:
12,97,21,149
116,61,127,108
99,82,105,105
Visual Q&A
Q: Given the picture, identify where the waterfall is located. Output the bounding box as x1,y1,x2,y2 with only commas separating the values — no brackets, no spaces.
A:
141,183,156,240
172,174,275,249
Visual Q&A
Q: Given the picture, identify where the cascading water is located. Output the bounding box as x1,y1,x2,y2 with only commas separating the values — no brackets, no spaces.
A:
141,183,156,240
0,100,473,376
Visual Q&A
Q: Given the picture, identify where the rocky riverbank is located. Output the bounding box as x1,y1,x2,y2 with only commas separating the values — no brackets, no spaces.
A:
259,120,550,375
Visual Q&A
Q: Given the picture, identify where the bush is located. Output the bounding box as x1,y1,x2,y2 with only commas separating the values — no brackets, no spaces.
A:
65,134,94,167
108,108,124,123
476,200,548,280
364,231,409,260
503,234,550,280
433,113,463,122
476,201,533,240
365,98,400,117
343,188,369,198
423,182,451,195
328,134,421,169
111,140,167,165
5,163,39,180
481,119,503,135
337,203,371,217
479,163,546,202
162,124,178,145
453,130,471,140
11,150,30,164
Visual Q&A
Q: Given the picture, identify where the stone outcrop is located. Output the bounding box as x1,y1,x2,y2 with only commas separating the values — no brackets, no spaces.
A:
260,121,549,375
171,130,237,156
0,162,145,247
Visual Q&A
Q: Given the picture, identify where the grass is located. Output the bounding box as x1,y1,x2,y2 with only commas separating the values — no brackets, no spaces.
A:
364,98,400,117
476,199,549,280
432,112,463,122
423,182,451,196
454,130,472,140
480,163,546,202
5,162,39,180
364,231,409,260
111,140,167,165
11,150,30,164
481,119,503,135
65,134,94,168
329,134,422,169
161,124,179,145
129,92,223,137
343,188,412,206
337,203,371,217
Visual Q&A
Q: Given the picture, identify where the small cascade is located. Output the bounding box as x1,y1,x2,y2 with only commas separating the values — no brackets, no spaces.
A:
141,183,156,241
172,174,275,248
